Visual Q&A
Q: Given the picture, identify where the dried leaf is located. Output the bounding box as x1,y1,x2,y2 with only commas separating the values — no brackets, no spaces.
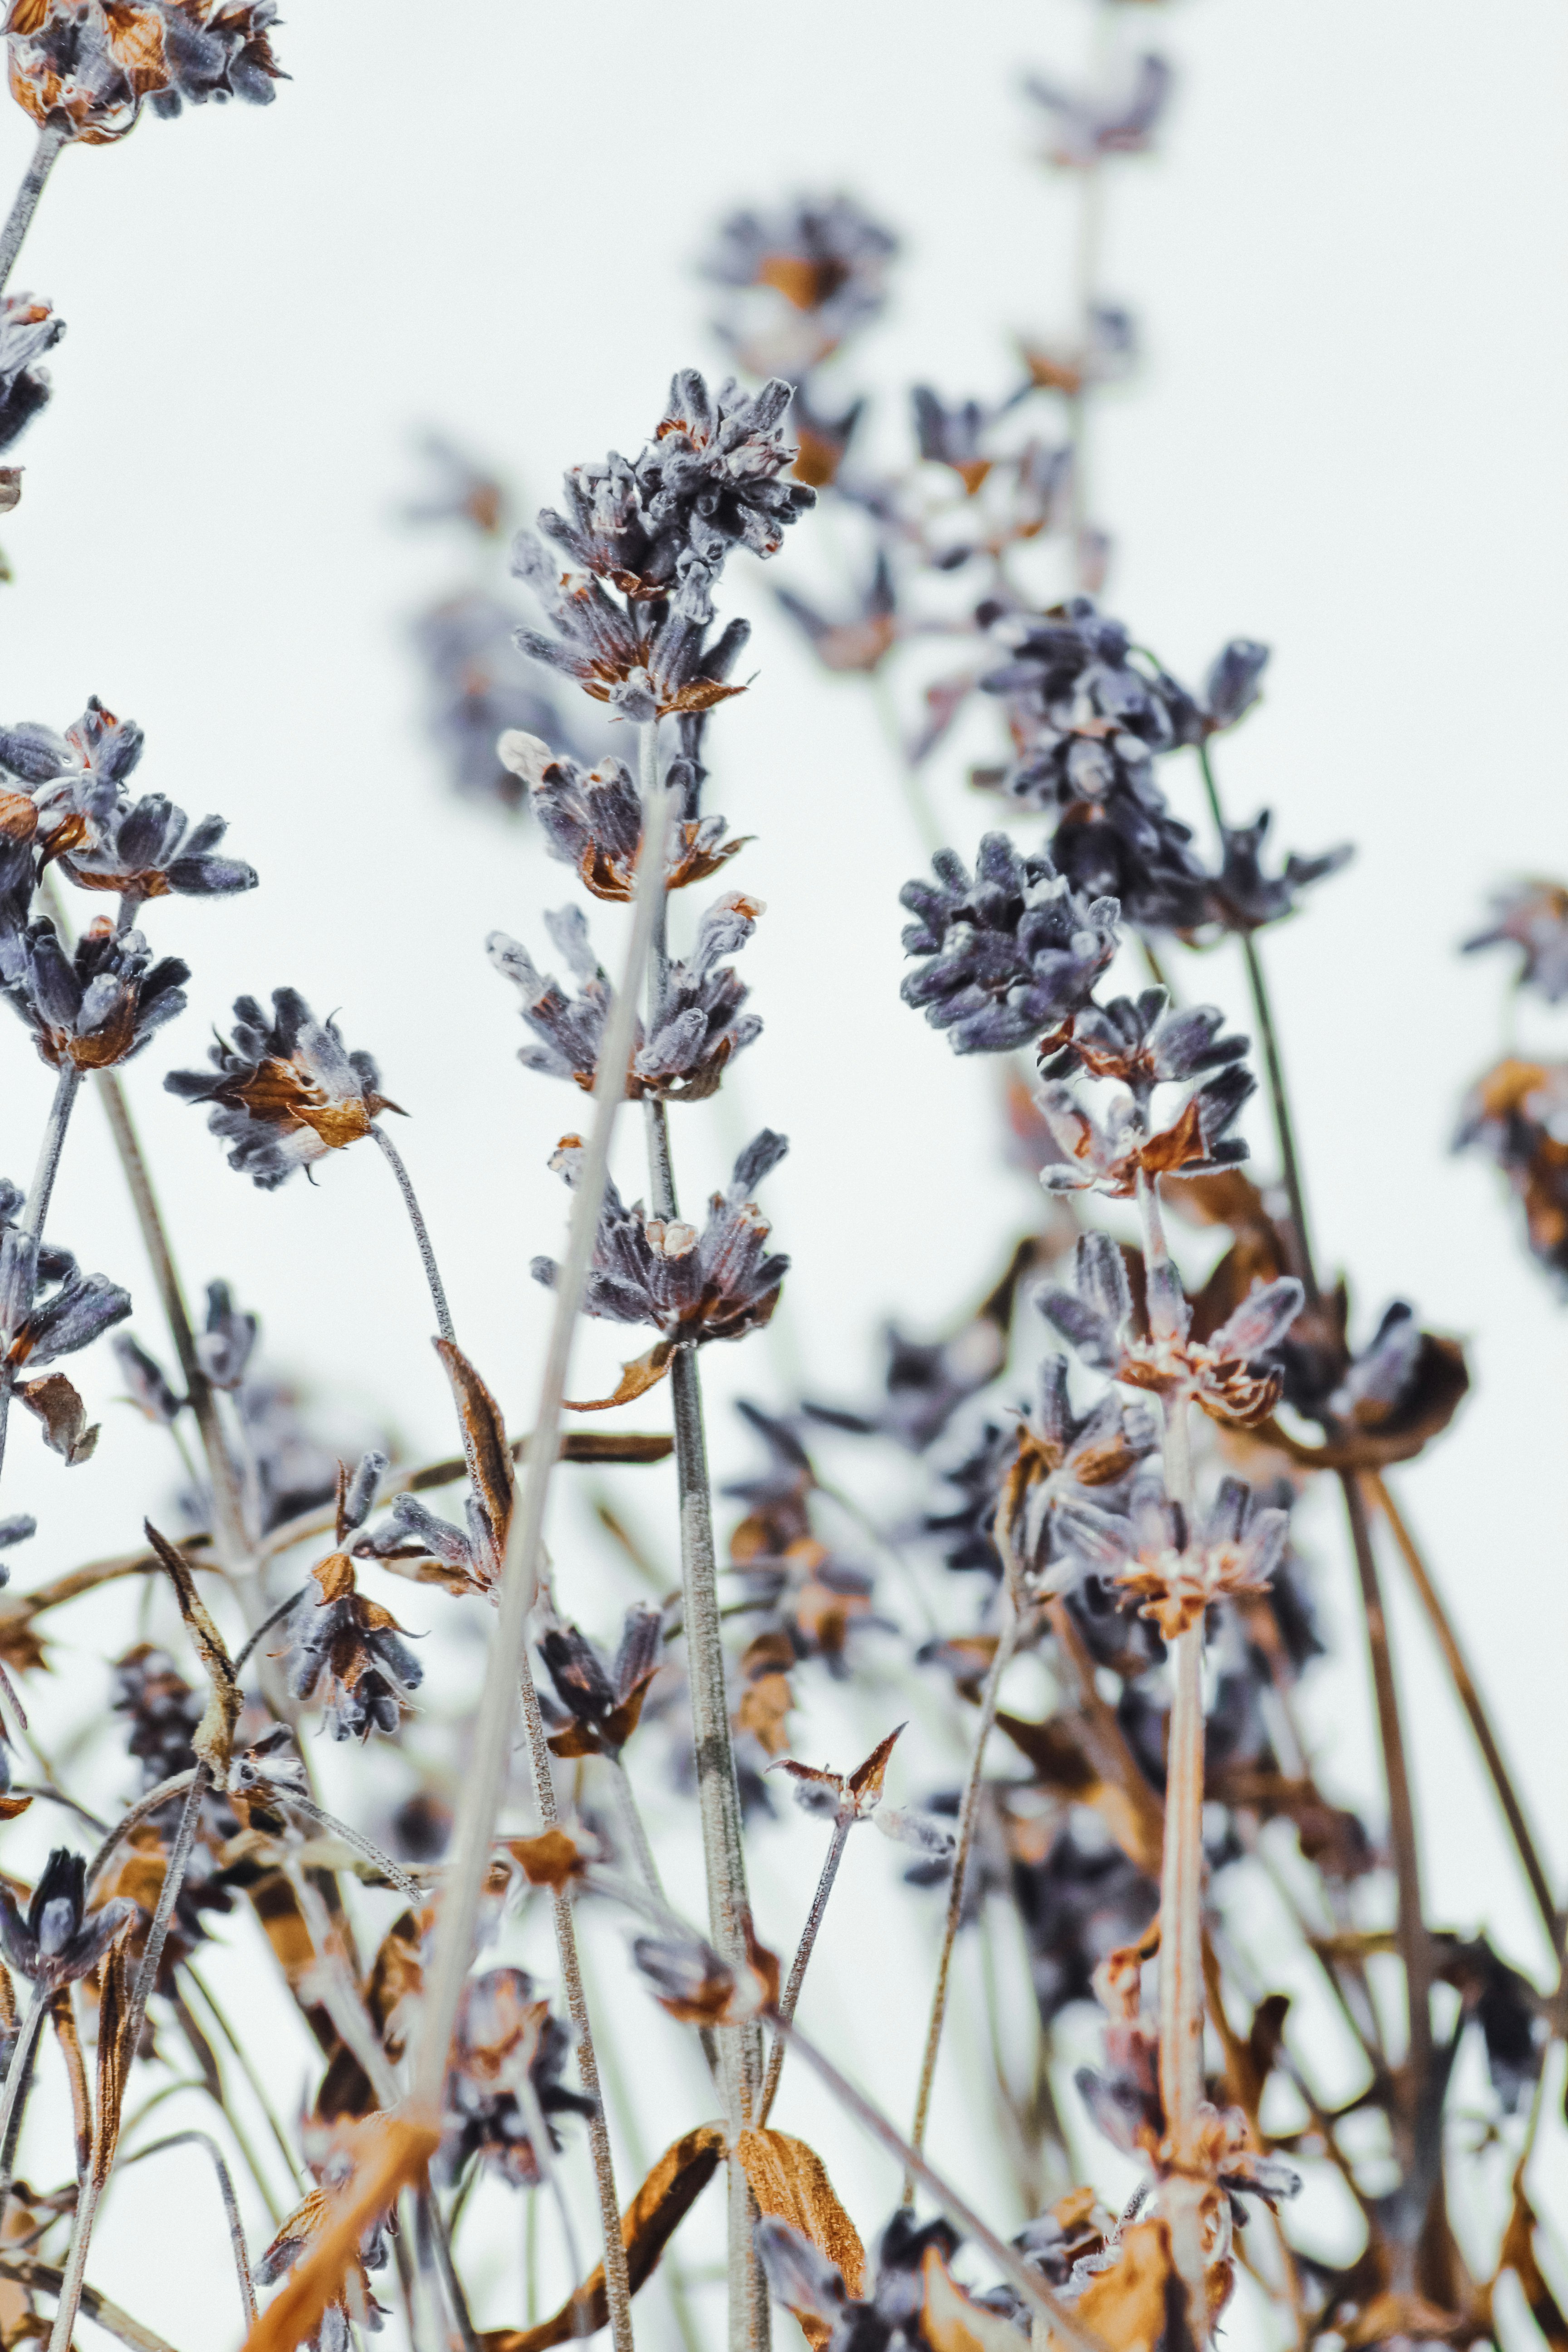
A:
920,2249,1030,2352
735,2128,866,2343
1075,2220,1193,2352
435,1338,516,1561
143,1520,240,1779
15,1375,98,1466
478,2123,726,2352
92,1945,132,2187
565,1340,675,1413
49,1992,89,2182
244,2116,439,2352
504,1829,589,1889
846,1724,904,1809
559,1432,672,1464
0,1797,31,1822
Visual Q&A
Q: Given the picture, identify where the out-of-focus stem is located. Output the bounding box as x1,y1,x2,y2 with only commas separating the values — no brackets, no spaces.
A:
759,1816,851,2127
372,1124,456,1343
0,1062,84,1487
0,126,64,297
1369,1471,1555,1944
636,712,764,2352
606,1751,666,1903
1340,1472,1433,2118
411,768,674,2133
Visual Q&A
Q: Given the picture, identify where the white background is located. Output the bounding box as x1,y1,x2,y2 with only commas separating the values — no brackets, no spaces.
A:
0,4,1565,2347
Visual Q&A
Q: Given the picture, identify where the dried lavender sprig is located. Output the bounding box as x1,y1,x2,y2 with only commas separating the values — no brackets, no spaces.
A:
409,769,677,2350
0,127,65,299
637,712,765,2352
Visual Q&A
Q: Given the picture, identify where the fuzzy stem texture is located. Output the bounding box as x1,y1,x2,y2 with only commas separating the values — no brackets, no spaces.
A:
372,1123,457,1343
0,126,64,297
759,1815,850,2127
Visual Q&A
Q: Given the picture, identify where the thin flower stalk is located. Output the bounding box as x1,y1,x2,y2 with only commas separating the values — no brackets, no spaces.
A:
511,1629,638,2351
0,2252,177,2352
410,772,676,2345
372,1123,457,1344
758,1815,851,2127
905,1555,1022,2194
0,125,65,297
637,711,767,2352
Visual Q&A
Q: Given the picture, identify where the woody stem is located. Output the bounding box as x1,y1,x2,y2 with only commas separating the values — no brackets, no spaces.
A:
514,1653,635,2352
0,1984,49,2228
0,126,65,299
371,1124,456,1344
759,1815,851,2128
637,714,764,2352
1135,1169,1207,2332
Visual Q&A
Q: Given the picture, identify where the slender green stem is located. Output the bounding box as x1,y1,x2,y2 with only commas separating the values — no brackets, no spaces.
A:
0,126,64,297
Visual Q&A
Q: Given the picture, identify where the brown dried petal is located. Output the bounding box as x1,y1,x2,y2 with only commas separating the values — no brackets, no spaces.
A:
476,2124,727,2352
734,2129,866,2342
565,1340,675,1413
15,1375,98,1466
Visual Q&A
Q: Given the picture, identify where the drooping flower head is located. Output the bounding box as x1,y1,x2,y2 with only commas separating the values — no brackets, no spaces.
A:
166,989,397,1188
5,1,284,147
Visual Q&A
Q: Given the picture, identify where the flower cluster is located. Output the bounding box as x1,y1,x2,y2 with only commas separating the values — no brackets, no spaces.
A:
6,1,284,147
899,833,1120,1054
167,989,396,1188
488,890,762,1101
532,1130,789,1405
